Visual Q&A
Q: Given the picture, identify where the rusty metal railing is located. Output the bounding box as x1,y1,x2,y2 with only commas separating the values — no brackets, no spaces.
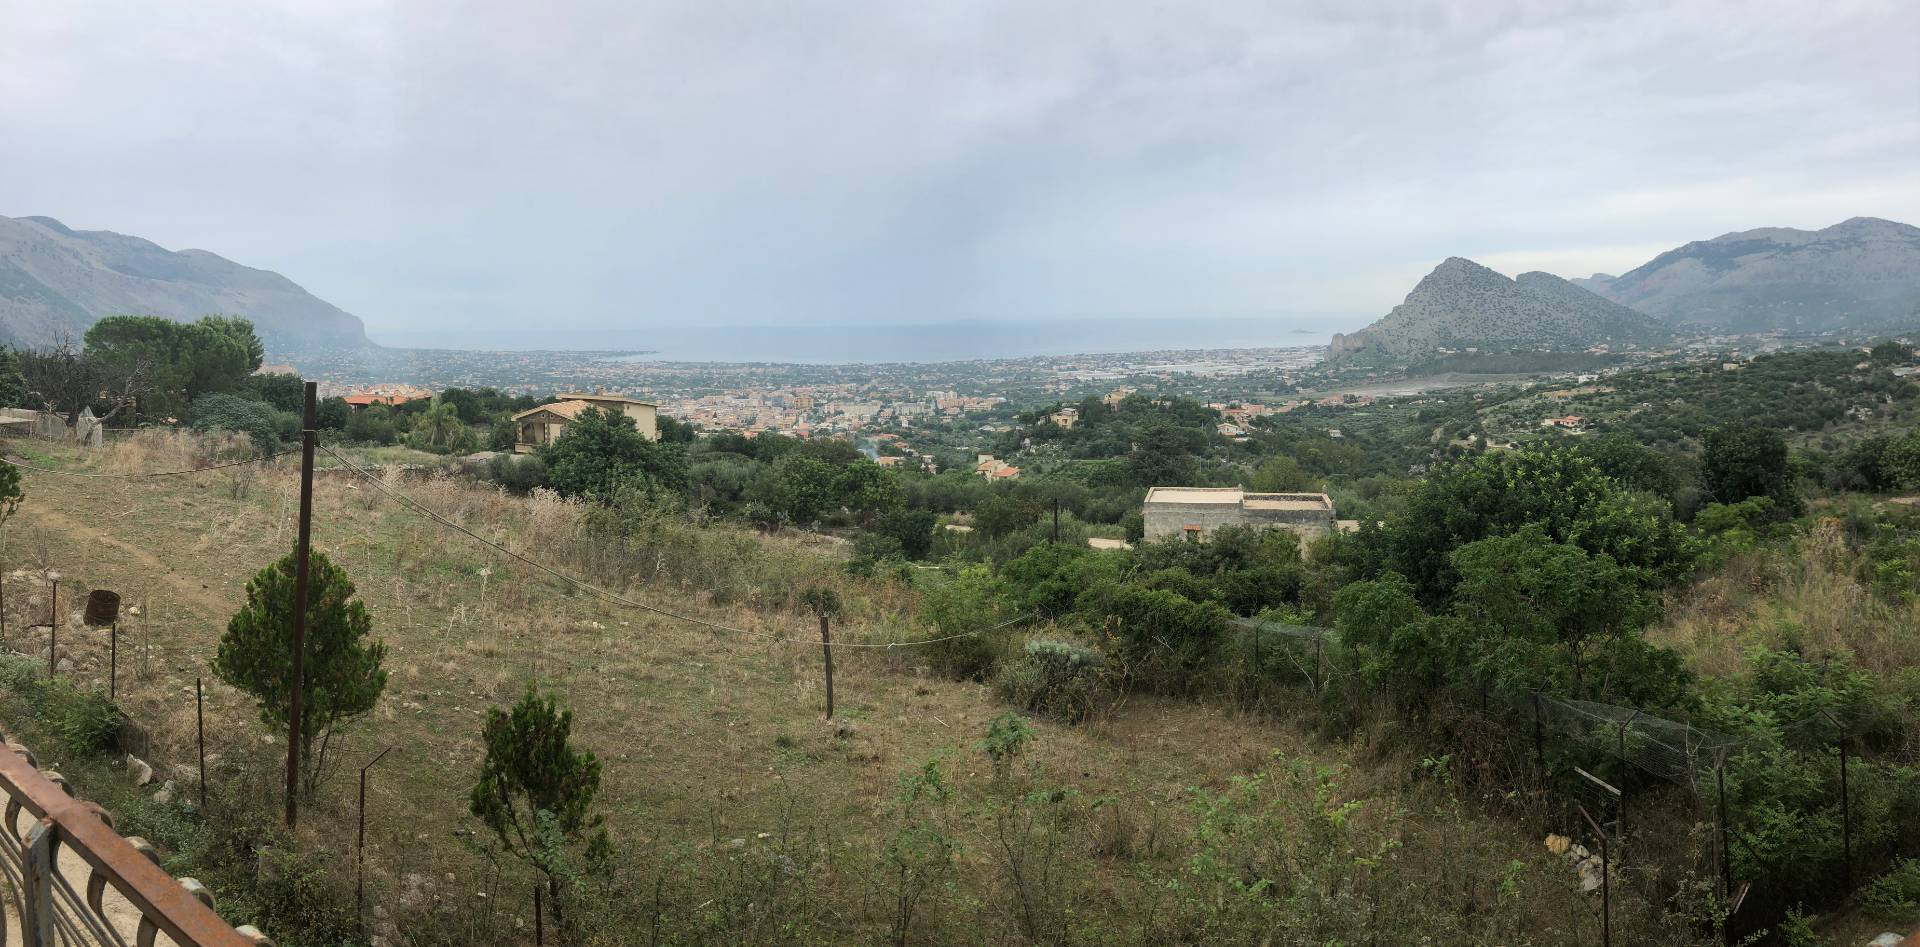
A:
1,733,273,946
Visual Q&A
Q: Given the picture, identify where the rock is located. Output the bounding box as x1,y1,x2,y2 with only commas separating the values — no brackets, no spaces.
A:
728,838,747,849
152,781,174,804
1869,935,1905,947
170,763,197,784
127,756,154,786
256,848,286,887
831,719,856,739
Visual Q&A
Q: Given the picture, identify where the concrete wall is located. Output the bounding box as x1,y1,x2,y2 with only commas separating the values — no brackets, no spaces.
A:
1143,500,1334,545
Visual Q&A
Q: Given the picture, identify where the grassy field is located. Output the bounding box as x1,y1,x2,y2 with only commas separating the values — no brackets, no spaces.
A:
0,431,1664,945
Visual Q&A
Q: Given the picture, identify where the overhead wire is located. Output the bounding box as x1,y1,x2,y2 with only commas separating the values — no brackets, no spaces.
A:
319,443,1032,648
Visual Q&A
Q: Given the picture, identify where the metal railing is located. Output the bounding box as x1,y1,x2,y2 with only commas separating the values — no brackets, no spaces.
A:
1,734,272,947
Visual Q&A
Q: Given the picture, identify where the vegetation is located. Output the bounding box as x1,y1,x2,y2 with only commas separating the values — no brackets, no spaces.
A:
470,685,611,938
212,545,388,791
13,337,1920,943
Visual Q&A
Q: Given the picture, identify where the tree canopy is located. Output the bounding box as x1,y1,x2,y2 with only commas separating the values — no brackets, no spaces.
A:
539,407,689,501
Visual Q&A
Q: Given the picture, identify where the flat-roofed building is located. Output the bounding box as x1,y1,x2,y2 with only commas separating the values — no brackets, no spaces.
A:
1142,486,1336,545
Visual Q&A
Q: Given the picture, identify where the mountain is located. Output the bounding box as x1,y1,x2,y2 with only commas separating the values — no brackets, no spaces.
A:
0,214,368,349
1572,217,1920,332
1328,257,1671,361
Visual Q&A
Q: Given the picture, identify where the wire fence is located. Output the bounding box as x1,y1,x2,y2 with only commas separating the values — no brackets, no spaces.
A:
1231,614,1883,940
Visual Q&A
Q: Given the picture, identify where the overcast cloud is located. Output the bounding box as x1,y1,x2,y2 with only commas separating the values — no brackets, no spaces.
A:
4,0,1918,340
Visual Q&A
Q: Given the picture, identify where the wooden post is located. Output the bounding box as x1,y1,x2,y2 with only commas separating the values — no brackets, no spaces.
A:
23,819,56,945
2,570,8,645
819,613,835,720
1717,763,1733,942
286,380,318,829
1838,732,1852,891
109,621,117,699
1052,499,1060,543
197,677,208,811
1312,633,1323,696
534,883,545,947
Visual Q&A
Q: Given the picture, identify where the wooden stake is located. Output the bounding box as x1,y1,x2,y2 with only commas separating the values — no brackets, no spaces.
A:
286,380,317,829
820,613,835,720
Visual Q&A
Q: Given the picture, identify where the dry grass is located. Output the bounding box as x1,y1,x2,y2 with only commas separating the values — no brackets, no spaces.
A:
0,431,1675,945
1654,517,1920,682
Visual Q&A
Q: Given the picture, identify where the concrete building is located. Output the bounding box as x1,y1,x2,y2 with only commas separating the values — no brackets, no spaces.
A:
1141,487,1336,545
512,391,658,453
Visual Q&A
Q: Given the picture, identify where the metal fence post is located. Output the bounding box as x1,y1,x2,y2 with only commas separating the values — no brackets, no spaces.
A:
197,677,209,811
1580,804,1611,947
357,746,395,928
47,575,59,679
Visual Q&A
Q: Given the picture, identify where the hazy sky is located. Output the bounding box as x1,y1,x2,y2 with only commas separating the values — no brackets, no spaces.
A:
5,0,1918,340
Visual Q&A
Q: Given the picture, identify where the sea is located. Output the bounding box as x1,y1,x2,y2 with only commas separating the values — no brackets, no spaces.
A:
369,317,1341,364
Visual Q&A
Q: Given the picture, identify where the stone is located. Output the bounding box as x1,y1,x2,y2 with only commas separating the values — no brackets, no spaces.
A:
127,756,154,786
256,848,286,887
1869,935,1905,947
152,781,174,805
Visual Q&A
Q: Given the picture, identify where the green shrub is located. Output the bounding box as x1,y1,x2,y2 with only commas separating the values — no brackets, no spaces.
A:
999,639,1105,721
189,392,283,454
45,683,123,753
1861,858,1920,922
486,452,548,494
1104,586,1232,694
920,565,1014,680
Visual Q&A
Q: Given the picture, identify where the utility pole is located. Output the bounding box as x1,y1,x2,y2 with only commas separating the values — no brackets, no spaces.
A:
286,381,317,829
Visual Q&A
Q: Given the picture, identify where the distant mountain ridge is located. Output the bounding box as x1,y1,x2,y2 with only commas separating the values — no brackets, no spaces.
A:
1329,257,1671,361
1573,216,1920,332
0,214,368,348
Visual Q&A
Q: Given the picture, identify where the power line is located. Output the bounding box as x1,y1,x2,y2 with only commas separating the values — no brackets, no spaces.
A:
2,449,297,479
319,444,1032,648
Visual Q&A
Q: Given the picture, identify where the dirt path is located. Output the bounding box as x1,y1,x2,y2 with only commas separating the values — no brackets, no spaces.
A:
12,503,233,623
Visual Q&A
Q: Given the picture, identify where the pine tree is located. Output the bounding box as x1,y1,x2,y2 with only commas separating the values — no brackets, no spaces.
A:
470,685,610,936
213,546,387,791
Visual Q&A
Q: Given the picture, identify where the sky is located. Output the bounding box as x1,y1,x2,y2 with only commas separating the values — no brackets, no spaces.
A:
4,0,1919,345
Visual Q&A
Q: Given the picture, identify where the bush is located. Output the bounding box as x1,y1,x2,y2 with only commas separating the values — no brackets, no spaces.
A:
999,639,1106,721
189,392,282,454
920,565,1014,679
1104,586,1232,694
0,656,124,753
486,453,548,495
1862,858,1920,923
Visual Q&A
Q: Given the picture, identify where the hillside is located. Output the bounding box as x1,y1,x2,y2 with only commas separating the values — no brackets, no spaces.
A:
0,214,368,349
1576,216,1920,331
0,434,1624,945
1328,257,1671,361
